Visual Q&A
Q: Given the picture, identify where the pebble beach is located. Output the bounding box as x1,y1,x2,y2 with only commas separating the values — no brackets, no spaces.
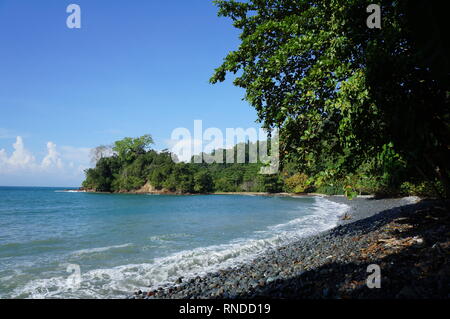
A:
130,195,450,299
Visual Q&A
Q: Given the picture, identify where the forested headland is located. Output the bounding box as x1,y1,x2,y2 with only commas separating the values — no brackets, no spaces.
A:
82,132,442,198
82,135,289,194
83,0,449,199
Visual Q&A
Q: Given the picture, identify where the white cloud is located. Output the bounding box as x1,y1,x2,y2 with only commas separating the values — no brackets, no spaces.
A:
42,142,63,169
0,136,92,186
0,136,36,170
0,149,7,165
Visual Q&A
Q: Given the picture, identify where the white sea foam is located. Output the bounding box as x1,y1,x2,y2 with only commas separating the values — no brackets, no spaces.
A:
54,190,84,193
148,233,193,242
403,196,421,204
71,244,133,256
11,197,349,299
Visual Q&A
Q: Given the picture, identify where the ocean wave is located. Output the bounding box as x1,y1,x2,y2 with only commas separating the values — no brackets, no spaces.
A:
54,190,83,193
71,244,133,256
10,197,349,299
148,233,193,242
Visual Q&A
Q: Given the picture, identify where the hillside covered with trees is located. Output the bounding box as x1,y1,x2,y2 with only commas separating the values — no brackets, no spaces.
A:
82,135,286,194
82,132,441,198
83,0,448,199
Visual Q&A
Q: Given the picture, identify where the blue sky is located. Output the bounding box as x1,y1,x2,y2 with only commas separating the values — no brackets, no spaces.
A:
0,1,262,187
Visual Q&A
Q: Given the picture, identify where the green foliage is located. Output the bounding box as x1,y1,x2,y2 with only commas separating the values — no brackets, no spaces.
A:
211,0,450,198
214,177,236,192
82,156,121,192
400,180,444,198
113,135,154,163
284,173,310,193
258,174,284,193
112,175,145,192
82,135,282,194
148,164,172,189
194,171,214,193
82,133,444,198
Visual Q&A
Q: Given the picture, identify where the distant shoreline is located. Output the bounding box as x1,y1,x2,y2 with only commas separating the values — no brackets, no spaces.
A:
65,188,377,199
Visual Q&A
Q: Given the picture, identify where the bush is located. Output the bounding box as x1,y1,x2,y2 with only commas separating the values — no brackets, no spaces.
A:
400,180,443,197
284,173,310,193
315,182,345,195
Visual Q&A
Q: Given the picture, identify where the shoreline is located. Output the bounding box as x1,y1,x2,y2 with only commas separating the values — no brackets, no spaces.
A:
129,195,450,299
67,188,374,198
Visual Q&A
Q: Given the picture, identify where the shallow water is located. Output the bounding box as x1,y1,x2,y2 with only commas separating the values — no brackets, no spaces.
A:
0,186,347,298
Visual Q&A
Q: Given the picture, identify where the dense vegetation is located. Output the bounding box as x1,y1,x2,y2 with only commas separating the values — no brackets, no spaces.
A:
210,0,449,198
82,134,440,197
83,1,448,198
82,136,287,194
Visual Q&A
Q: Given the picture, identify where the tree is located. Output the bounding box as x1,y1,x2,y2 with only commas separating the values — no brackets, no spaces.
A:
194,171,214,193
89,144,114,165
256,174,283,193
148,163,173,189
173,163,195,193
82,156,120,191
113,135,154,163
210,0,449,197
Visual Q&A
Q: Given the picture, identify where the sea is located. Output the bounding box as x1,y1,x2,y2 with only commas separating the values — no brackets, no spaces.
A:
0,186,348,298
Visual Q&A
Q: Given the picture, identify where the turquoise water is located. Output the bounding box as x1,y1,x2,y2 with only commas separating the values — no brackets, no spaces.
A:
0,187,347,299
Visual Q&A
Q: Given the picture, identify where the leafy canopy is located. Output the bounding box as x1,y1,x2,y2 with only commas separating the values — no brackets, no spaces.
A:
210,0,450,197
113,134,154,163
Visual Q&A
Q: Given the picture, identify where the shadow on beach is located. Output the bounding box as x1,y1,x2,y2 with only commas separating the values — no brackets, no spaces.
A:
236,200,450,299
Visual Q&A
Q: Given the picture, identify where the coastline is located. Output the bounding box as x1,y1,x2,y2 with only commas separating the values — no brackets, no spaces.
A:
129,195,450,299
67,188,361,198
